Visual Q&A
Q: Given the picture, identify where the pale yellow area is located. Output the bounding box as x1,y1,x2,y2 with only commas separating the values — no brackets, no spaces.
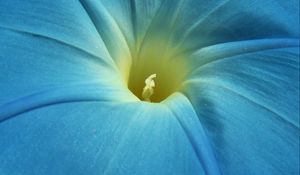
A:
121,36,189,103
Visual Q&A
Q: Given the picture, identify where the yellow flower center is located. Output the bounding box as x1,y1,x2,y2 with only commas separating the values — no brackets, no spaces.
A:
126,37,188,103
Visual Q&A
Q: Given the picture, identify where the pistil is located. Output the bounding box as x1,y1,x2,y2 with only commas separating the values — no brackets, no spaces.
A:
142,74,157,102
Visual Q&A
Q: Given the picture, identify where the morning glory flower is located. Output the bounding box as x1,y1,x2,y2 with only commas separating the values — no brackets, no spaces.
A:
0,0,299,174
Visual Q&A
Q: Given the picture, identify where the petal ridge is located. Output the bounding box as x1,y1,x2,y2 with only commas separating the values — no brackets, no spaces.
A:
0,84,137,123
0,26,116,69
186,38,299,76
164,93,222,175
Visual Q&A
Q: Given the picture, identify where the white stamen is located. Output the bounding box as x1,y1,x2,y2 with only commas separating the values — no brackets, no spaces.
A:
142,74,157,102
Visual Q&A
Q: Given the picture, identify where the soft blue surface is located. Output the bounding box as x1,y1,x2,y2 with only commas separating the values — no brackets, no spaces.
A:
0,0,299,175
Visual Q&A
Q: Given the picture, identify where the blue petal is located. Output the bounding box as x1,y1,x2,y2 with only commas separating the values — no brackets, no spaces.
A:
0,0,111,57
0,95,217,175
109,0,299,55
183,39,299,174
170,0,299,52
0,27,121,104
0,0,125,106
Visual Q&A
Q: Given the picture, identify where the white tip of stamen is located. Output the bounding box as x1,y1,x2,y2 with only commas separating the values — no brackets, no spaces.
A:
142,74,157,102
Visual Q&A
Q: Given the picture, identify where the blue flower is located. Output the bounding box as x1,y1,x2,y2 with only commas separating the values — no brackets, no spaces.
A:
0,0,299,174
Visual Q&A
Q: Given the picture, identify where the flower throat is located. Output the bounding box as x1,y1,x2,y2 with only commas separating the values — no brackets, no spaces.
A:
127,37,188,103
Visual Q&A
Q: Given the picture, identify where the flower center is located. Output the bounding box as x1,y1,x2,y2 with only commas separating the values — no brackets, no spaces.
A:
127,37,188,103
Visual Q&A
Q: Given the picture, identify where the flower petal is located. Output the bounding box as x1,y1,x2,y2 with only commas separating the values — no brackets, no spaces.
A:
0,95,216,174
0,0,130,110
171,0,299,52
0,27,122,106
0,0,111,58
78,0,134,79
183,40,299,174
